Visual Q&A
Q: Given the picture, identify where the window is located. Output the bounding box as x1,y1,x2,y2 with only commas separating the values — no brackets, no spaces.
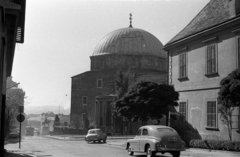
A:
238,107,240,130
207,101,217,128
157,128,175,132
238,38,240,68
97,79,102,88
206,43,217,75
179,102,187,122
136,129,142,136
82,113,86,123
142,129,148,136
82,96,87,105
179,52,187,79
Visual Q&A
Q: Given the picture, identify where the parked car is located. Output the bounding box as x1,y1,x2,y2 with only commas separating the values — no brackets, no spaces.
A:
126,125,186,157
85,128,107,143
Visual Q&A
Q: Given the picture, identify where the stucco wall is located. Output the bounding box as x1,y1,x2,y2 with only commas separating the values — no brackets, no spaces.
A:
178,89,240,141
171,31,237,91
169,24,240,141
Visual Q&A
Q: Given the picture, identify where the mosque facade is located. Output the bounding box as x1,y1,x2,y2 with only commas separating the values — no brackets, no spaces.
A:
70,20,168,134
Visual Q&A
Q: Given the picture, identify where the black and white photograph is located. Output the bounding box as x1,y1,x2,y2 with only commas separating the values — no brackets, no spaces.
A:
1,0,240,157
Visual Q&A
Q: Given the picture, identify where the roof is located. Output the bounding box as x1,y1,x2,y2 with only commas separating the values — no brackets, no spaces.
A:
166,0,240,46
92,27,166,58
88,128,101,131
140,125,173,130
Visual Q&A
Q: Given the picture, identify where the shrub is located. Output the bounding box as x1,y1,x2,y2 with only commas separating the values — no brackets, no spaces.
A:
189,139,240,151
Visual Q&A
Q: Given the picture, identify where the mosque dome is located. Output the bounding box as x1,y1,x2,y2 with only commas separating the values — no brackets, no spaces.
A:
92,27,166,58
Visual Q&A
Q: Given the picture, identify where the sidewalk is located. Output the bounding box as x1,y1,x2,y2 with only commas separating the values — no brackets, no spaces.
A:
42,134,135,141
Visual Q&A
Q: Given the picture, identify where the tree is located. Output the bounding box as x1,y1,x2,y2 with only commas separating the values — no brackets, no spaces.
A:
5,79,25,137
115,70,132,99
115,81,179,122
54,115,60,126
217,68,240,141
71,114,82,129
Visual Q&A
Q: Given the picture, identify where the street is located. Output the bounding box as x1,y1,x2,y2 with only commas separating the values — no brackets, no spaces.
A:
5,136,240,157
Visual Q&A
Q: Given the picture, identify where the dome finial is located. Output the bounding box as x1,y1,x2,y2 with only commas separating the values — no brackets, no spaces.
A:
129,13,133,28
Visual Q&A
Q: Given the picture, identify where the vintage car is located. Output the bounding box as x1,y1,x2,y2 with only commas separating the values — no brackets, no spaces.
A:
126,125,185,157
85,128,107,143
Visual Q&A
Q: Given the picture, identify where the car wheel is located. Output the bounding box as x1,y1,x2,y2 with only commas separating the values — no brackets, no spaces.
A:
103,136,107,143
127,144,134,156
171,151,180,157
146,145,156,157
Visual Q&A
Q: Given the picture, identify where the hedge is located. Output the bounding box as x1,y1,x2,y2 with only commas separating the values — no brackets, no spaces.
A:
53,127,86,135
189,139,240,151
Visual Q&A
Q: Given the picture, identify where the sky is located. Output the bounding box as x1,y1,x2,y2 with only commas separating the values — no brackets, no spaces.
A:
11,0,210,115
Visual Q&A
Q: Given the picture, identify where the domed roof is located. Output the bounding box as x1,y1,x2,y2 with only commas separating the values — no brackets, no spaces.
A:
92,27,166,58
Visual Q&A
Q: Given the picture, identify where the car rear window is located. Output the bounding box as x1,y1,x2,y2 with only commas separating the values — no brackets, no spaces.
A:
157,128,175,132
89,131,96,134
89,130,102,134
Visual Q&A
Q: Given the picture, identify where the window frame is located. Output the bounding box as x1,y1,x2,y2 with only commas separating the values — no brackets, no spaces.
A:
205,99,219,130
82,96,87,105
238,107,240,130
82,113,86,124
136,129,142,136
142,129,149,136
178,47,188,81
97,79,102,88
179,101,188,123
231,29,240,69
237,37,240,68
203,37,218,77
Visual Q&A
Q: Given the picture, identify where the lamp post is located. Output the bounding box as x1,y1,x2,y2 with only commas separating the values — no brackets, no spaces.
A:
0,83,20,155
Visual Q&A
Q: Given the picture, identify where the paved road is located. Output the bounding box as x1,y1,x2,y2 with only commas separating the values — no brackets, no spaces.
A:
5,136,240,157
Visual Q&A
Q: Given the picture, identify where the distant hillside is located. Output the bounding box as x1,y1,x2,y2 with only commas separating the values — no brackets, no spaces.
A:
25,105,70,115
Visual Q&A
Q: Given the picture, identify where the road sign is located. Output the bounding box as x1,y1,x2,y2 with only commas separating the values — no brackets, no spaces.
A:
17,114,25,122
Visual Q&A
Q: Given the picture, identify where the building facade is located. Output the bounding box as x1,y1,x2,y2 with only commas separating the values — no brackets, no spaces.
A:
71,24,168,134
164,0,240,141
0,0,26,155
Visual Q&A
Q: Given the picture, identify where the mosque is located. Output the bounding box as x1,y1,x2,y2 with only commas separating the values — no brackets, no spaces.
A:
70,14,168,134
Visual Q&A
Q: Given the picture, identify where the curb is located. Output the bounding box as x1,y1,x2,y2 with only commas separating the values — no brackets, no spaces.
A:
186,147,240,154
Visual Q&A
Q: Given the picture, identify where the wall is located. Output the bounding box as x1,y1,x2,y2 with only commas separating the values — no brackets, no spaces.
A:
71,68,168,131
169,23,240,141
90,54,167,72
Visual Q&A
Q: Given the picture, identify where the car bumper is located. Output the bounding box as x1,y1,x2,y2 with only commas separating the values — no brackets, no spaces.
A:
85,137,101,141
156,147,186,151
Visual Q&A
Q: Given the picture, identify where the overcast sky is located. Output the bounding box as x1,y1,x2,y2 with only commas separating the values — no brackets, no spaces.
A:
12,0,210,114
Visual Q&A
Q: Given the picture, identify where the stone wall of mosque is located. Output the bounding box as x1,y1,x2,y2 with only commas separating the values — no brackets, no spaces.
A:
90,54,167,72
70,68,167,128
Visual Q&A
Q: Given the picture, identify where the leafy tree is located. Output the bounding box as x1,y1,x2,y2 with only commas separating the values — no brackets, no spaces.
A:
115,81,179,122
218,68,240,141
71,114,81,129
115,70,132,99
54,115,60,126
5,78,25,137
42,118,51,126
